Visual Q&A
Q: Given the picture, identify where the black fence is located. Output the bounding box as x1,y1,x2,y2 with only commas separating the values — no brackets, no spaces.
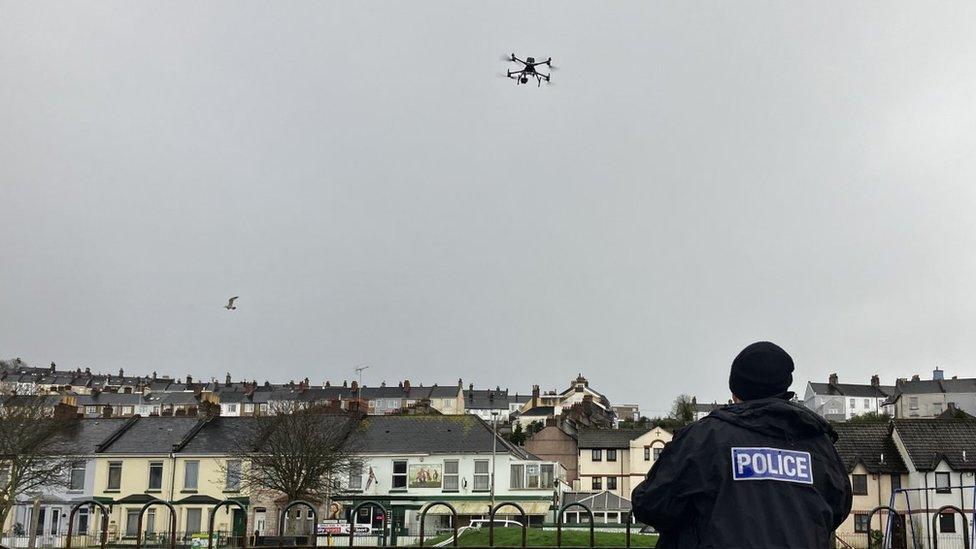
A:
52,498,656,549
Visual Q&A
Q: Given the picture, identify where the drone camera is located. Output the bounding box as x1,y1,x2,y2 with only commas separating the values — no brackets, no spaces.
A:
526,57,535,63
520,77,528,84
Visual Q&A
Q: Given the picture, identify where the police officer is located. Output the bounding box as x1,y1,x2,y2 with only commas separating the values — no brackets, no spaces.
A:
631,342,852,548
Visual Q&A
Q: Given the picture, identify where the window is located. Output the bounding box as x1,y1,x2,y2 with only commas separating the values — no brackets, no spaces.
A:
347,462,362,491
69,463,86,491
226,404,237,413
146,509,156,535
864,398,870,409
592,477,602,490
891,474,901,492
644,447,650,461
849,398,856,409
76,508,89,534
524,464,539,488
184,460,199,490
852,474,868,496
592,449,602,462
392,460,407,489
444,460,459,491
854,513,870,533
148,461,164,491
443,398,455,408
125,510,140,537
606,449,617,462
244,403,254,413
653,447,663,461
909,397,919,410
474,460,490,491
936,472,951,494
541,464,555,489
510,464,524,489
185,509,202,535
226,460,242,491
107,461,122,490
940,512,957,533
259,403,268,413
607,477,617,490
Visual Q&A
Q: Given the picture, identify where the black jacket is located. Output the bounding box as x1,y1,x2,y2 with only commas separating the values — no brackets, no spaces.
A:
631,398,852,549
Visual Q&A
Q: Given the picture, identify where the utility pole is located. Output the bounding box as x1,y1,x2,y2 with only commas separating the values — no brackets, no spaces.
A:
490,411,499,511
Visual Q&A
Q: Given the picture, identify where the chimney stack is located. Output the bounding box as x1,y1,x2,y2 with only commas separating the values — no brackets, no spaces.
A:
469,383,474,392
870,375,880,387
403,379,411,392
828,373,839,385
911,374,920,381
532,385,540,407
186,374,193,384
933,368,945,381
225,372,232,385
119,368,124,378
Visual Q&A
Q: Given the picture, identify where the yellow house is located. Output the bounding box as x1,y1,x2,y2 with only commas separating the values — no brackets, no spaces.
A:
90,416,248,542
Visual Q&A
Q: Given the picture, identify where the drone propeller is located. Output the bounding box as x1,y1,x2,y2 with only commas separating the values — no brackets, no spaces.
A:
501,53,515,62
548,63,560,71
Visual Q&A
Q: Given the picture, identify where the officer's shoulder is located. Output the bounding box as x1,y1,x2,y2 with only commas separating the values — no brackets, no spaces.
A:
671,417,725,443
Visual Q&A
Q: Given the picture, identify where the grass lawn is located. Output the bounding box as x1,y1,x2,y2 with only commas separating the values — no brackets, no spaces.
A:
423,528,657,547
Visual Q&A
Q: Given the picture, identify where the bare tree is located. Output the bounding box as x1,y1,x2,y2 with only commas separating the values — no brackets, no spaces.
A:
670,394,696,426
224,403,363,535
0,396,81,530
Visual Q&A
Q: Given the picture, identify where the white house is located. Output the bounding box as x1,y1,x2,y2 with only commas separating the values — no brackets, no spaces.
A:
890,418,976,549
803,374,895,421
2,418,130,547
336,415,565,539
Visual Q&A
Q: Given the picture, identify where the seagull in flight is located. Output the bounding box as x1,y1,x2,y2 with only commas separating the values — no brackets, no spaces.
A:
224,296,239,310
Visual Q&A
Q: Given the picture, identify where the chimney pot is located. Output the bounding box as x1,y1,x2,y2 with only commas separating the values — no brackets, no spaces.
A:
829,373,839,385
871,375,880,387
911,374,920,381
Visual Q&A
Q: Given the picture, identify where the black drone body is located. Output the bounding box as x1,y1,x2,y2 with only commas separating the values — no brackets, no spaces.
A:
506,54,552,87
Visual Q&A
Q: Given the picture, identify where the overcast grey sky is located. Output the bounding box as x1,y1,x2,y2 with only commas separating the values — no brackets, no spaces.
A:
3,2,976,416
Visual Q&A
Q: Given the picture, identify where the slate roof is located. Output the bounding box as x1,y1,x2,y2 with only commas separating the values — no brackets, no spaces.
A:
356,415,520,456
577,428,652,449
831,422,907,474
520,406,555,417
809,382,896,398
465,389,516,410
177,417,255,454
75,393,149,406
98,416,202,454
48,418,130,454
892,419,976,471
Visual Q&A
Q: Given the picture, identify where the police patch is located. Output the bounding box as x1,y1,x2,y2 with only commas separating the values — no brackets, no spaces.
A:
731,447,813,484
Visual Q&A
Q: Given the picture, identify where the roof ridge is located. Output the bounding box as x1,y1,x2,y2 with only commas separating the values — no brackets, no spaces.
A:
95,414,141,453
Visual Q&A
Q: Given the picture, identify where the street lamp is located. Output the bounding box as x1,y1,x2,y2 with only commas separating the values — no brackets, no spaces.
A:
490,411,499,511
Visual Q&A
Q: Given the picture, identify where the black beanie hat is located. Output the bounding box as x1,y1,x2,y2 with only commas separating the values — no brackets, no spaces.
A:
729,341,794,401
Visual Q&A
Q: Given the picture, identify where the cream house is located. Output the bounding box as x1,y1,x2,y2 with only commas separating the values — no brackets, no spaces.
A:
832,422,909,549
576,427,672,501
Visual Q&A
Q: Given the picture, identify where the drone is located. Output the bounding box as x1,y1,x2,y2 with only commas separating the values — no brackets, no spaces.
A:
505,54,552,87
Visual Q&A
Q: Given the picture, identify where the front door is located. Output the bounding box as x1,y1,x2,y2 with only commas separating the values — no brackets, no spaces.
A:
890,513,907,549
232,509,246,537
